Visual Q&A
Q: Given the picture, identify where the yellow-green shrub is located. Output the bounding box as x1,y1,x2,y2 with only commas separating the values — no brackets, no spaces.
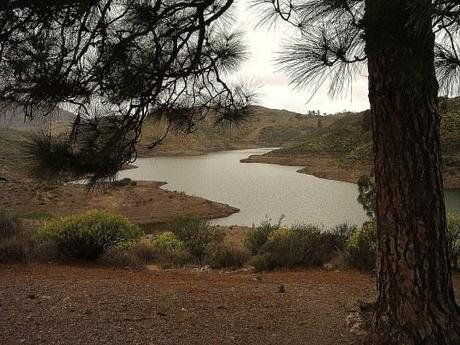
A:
344,222,376,271
37,211,143,261
150,231,190,266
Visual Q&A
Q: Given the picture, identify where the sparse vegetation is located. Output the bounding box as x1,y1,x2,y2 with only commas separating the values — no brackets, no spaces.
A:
244,216,283,255
37,211,143,261
344,222,377,271
150,231,191,266
0,211,19,240
250,223,353,271
168,218,225,265
253,99,460,188
208,244,249,269
0,211,36,263
448,214,460,271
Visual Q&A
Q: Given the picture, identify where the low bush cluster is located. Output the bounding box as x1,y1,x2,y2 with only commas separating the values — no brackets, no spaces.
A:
99,218,250,269
343,222,376,271
209,244,249,269
167,218,225,264
149,231,191,266
244,218,281,256
3,208,458,275
0,211,36,263
248,223,356,271
38,211,143,261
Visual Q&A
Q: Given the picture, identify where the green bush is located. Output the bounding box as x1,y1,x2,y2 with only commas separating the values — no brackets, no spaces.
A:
447,214,460,270
168,218,224,264
209,245,249,269
150,231,190,266
251,224,343,271
37,211,143,261
344,222,376,271
244,217,283,255
325,223,357,251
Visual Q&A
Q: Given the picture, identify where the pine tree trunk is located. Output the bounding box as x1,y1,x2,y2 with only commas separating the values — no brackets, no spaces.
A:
365,1,460,344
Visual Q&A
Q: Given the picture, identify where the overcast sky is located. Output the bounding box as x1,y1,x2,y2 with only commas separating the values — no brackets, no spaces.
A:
231,0,370,114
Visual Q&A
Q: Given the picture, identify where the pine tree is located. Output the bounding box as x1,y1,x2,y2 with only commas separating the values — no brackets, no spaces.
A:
0,0,251,183
254,0,460,343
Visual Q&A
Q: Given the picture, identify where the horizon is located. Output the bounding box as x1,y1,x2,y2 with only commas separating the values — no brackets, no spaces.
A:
232,0,370,115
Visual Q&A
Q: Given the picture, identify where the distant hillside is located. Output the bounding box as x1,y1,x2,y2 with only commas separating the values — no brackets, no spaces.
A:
0,104,74,129
137,106,340,156
0,127,28,181
243,98,460,188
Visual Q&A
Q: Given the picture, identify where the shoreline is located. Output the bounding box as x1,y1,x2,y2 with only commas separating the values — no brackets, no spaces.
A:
1,180,239,226
241,151,460,189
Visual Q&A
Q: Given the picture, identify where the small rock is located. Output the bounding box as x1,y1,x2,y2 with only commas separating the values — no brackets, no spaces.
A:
323,263,334,271
156,312,167,317
180,307,188,312
27,294,37,300
277,285,286,293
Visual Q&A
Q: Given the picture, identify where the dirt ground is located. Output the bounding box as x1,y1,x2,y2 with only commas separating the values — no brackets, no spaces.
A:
0,265,371,345
1,265,458,345
0,180,238,226
241,152,460,189
241,153,372,185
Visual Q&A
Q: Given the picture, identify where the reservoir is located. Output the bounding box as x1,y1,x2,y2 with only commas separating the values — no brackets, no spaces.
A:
119,148,460,227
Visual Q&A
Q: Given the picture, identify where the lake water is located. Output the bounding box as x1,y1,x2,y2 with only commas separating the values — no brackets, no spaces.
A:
118,148,460,227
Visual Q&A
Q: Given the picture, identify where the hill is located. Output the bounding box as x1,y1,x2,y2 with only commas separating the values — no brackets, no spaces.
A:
0,105,75,129
136,106,338,156
242,98,460,188
0,104,339,158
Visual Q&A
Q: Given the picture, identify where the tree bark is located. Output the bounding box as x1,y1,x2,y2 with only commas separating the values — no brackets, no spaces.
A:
365,1,460,344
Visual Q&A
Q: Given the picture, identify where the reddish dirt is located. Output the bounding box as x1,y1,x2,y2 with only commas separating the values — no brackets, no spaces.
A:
0,181,238,225
1,265,459,345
